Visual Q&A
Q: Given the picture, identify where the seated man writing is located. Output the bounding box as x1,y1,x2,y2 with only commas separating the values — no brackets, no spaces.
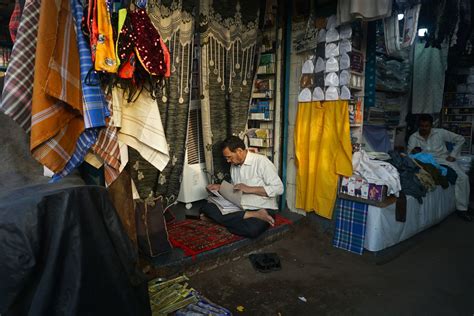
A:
201,136,284,238
407,114,472,222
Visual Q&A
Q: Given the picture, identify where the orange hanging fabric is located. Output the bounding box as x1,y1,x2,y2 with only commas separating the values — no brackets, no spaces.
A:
30,0,84,172
95,0,118,72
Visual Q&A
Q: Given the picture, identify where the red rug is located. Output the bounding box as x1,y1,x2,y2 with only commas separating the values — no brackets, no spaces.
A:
167,214,292,258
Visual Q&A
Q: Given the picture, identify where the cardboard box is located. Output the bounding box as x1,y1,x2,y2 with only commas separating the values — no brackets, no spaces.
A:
339,176,388,202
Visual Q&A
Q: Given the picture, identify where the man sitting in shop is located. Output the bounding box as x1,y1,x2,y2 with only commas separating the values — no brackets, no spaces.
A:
201,136,284,238
408,114,472,221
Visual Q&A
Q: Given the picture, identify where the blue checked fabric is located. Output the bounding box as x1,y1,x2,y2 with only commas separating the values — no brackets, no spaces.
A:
332,198,369,255
71,0,109,128
53,0,110,181
52,129,99,181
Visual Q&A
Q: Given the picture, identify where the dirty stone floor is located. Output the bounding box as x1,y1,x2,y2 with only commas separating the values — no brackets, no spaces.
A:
188,214,474,315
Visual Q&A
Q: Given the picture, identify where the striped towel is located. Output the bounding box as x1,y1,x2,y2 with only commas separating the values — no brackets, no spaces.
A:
332,198,368,255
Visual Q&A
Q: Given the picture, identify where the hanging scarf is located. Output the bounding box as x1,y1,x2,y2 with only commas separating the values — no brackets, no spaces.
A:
30,0,84,172
130,8,166,76
0,0,41,132
95,0,118,72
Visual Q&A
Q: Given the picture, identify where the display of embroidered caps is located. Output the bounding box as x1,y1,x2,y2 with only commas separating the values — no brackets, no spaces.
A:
340,24,352,39
340,86,351,100
340,70,350,86
315,57,325,73
302,59,315,74
325,72,339,86
340,53,350,70
317,29,326,43
326,28,339,43
130,9,167,77
340,39,352,54
325,42,339,58
325,57,339,72
312,87,324,101
298,88,312,102
325,86,339,100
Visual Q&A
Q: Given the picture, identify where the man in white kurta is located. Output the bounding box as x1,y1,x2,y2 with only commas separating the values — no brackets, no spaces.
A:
408,114,471,221
202,136,284,238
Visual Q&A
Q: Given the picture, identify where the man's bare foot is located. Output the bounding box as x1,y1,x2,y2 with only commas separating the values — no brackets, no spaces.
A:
244,209,275,226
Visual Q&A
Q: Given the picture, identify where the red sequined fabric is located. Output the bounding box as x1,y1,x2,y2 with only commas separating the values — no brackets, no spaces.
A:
130,8,166,77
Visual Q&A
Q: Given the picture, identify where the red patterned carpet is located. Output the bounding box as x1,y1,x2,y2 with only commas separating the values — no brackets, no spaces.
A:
167,214,292,258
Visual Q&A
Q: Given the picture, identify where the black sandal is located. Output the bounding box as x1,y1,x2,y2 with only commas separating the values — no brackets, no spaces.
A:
249,253,282,273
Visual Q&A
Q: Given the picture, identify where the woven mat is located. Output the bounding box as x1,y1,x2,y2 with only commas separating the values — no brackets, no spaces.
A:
168,214,292,258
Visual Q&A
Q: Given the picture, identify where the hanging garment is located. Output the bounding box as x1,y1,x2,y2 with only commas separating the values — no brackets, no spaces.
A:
200,0,261,182
71,0,109,129
130,8,166,76
337,0,393,25
313,101,353,218
383,14,400,56
294,101,324,210
117,89,170,172
30,0,85,173
295,100,353,218
401,4,421,48
52,0,112,182
363,125,392,152
92,126,121,187
127,2,194,202
0,0,41,132
94,0,117,72
8,0,22,43
52,129,99,181
412,42,448,114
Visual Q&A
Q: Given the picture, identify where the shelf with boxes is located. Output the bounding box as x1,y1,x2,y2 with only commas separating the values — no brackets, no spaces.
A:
441,92,474,154
247,47,277,161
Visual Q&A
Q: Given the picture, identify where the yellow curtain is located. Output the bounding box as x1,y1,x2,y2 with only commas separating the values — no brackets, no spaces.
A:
294,100,353,219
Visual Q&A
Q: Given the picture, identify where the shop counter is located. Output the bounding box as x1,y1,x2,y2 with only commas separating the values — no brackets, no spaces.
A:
364,186,456,252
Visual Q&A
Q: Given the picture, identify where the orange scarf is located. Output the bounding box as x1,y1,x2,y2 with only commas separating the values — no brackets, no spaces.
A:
30,0,85,172
95,0,118,72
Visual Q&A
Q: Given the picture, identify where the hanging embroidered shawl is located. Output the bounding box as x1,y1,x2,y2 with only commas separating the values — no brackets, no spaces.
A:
126,0,194,203
199,0,261,182
30,0,85,173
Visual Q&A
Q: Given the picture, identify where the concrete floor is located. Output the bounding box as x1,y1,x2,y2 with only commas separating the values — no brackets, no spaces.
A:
189,213,474,315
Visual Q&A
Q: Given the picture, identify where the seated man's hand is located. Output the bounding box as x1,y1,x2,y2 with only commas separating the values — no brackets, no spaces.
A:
446,156,456,162
234,183,251,193
411,147,422,154
207,183,221,191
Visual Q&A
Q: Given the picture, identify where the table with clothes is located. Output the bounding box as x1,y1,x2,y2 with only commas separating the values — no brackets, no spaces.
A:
333,150,459,254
